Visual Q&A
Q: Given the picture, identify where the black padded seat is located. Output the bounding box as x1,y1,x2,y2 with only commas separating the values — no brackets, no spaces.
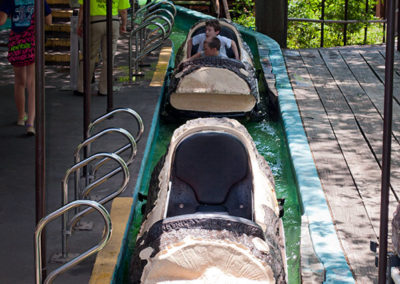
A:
166,132,253,219
190,25,241,59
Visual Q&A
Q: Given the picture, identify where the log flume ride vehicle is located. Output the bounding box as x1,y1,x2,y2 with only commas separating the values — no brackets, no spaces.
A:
129,117,287,283
163,19,263,121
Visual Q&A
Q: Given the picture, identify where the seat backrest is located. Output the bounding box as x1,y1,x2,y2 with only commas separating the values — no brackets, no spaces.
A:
166,132,253,219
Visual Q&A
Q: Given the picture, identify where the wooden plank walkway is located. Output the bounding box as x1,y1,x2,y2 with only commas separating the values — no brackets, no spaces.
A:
283,45,400,283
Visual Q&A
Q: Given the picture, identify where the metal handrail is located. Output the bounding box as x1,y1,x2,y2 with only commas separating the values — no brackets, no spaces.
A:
134,0,176,22
288,0,385,47
145,1,176,18
35,200,112,284
128,0,174,79
87,108,144,143
76,127,136,167
143,12,174,38
77,127,136,170
61,153,129,257
129,21,166,80
73,128,136,208
144,8,175,28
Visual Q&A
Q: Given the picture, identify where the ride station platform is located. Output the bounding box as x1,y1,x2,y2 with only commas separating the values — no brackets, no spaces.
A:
0,26,172,282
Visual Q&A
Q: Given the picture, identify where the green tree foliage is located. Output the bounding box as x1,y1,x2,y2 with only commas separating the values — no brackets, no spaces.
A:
231,0,255,28
287,0,381,48
231,0,383,48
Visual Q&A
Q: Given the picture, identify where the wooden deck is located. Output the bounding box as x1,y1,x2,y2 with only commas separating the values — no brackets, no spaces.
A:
283,45,400,283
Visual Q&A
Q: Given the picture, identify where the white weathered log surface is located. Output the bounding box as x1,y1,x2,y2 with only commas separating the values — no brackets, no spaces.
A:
130,118,286,283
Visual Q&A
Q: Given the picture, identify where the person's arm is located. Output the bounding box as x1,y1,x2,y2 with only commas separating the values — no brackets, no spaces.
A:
231,40,239,60
45,13,52,25
178,51,201,69
119,9,127,33
0,11,7,26
188,52,202,61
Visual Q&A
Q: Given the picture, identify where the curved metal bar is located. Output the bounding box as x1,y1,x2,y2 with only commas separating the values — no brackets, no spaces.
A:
73,128,135,208
35,200,111,284
129,21,166,78
143,13,173,38
134,0,176,21
134,0,157,19
66,153,129,233
75,127,137,166
144,8,174,26
62,153,128,257
87,108,144,143
145,1,176,17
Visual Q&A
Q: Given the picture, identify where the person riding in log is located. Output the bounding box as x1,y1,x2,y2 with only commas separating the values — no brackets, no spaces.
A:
187,19,239,60
188,37,221,60
76,0,129,96
178,37,221,69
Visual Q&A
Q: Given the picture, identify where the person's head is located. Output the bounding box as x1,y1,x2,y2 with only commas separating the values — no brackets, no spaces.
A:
204,37,220,56
205,19,221,38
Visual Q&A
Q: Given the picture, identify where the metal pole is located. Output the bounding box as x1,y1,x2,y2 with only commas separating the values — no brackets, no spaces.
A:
70,12,79,90
321,0,325,47
35,0,46,279
364,0,369,44
398,0,400,51
378,0,395,282
106,0,113,113
344,0,348,45
83,0,91,142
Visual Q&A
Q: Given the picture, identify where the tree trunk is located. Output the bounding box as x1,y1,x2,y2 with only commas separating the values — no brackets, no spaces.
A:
255,0,287,48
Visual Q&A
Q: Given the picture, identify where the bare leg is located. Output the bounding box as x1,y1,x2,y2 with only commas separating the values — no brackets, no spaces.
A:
13,65,27,121
213,0,220,18
25,63,35,126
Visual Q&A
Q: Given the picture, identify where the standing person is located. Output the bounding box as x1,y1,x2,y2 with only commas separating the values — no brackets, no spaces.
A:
0,0,52,135
76,0,129,96
186,19,239,60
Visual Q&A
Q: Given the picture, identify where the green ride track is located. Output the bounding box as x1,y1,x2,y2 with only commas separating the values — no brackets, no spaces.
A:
118,14,301,284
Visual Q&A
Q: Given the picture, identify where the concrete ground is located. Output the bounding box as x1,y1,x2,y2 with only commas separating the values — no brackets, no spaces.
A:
0,32,169,283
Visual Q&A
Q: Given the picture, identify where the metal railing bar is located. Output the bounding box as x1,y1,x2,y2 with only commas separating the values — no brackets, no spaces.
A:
88,108,144,143
288,18,386,24
146,1,176,17
67,155,129,233
75,127,137,167
73,127,135,209
91,141,136,175
320,0,325,47
35,200,111,284
61,153,128,257
344,0,348,45
143,13,174,37
129,21,166,79
144,8,175,27
364,0,369,44
135,0,176,20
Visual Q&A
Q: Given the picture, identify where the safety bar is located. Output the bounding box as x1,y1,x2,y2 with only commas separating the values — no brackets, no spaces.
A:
138,5,174,56
87,108,144,143
35,200,111,284
143,13,174,39
129,21,166,80
73,128,135,210
134,0,176,23
139,15,172,55
61,153,129,257
144,8,175,27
